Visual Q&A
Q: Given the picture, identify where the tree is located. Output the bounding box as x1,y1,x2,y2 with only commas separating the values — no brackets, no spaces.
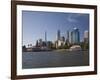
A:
64,41,70,49
22,45,26,52
80,42,89,50
84,43,89,50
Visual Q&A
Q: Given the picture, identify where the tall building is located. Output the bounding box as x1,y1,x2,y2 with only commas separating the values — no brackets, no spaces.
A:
45,31,47,46
69,31,72,43
61,36,65,42
84,30,89,43
57,30,60,40
45,31,47,42
56,30,66,48
66,31,69,43
71,28,80,44
39,39,42,47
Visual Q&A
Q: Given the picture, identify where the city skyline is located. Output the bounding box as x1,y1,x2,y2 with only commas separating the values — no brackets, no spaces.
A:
22,11,89,46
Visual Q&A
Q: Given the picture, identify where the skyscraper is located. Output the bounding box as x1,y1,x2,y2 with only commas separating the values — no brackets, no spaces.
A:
45,31,47,47
69,31,72,43
61,36,65,42
57,30,60,40
45,31,47,42
71,28,80,44
67,31,69,42
84,30,89,43
39,39,42,47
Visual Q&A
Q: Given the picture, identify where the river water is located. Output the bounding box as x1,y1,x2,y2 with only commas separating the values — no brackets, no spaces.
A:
22,50,89,69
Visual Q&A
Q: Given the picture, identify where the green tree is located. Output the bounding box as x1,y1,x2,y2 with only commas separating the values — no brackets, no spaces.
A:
22,45,26,52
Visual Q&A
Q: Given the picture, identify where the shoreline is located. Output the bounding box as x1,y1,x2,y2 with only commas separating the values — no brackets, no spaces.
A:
23,49,88,53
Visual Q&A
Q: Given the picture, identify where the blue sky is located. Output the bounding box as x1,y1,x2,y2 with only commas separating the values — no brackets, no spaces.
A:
22,11,89,46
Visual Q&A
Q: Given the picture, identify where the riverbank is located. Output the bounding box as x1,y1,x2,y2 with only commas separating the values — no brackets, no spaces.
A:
23,48,88,53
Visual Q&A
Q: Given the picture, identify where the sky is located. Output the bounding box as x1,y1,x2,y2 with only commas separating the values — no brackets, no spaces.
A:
22,11,89,46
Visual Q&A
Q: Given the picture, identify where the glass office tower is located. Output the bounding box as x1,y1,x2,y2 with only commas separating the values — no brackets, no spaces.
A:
71,28,80,44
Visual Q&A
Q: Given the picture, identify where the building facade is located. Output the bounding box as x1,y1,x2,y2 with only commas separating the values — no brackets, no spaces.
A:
67,31,69,43
56,30,66,48
71,28,80,44
57,30,61,40
84,30,89,43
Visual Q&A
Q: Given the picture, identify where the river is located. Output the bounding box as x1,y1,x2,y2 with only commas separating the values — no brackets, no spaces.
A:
22,50,89,69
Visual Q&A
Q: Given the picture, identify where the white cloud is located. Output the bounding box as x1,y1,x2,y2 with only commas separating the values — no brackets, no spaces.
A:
67,13,82,23
67,16,78,23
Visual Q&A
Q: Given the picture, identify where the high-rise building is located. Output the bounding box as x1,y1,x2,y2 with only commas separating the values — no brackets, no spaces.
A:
61,36,65,42
45,31,47,46
57,30,60,40
71,28,80,44
39,39,42,47
66,31,69,43
84,30,89,43
56,30,65,48
45,31,47,42
69,31,72,43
